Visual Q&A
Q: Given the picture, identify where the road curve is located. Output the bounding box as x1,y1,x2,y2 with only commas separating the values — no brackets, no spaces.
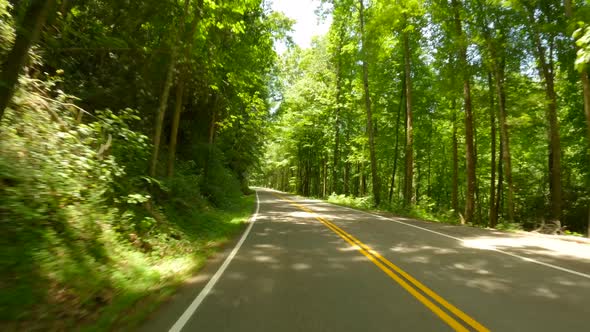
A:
139,188,590,332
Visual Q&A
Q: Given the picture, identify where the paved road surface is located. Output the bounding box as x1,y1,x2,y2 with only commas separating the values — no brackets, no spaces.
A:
140,188,590,331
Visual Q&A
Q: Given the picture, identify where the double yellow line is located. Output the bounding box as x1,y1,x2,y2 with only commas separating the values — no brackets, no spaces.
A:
275,194,489,332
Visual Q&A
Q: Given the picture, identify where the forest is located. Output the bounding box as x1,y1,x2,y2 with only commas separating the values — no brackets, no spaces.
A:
1,0,590,330
259,0,590,237
0,0,289,329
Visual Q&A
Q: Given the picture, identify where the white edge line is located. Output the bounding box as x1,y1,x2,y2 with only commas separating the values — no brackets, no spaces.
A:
168,190,261,332
289,192,590,281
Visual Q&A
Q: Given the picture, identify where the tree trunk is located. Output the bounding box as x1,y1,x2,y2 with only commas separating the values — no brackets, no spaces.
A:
452,107,459,213
315,154,321,196
0,0,57,120
149,48,177,177
332,65,343,194
358,0,380,206
165,0,201,177
323,157,327,197
297,150,303,194
531,30,562,221
203,95,218,180
488,72,497,227
353,162,360,196
474,102,481,225
494,139,504,227
494,62,515,223
452,0,476,224
403,31,414,207
167,81,184,177
344,161,350,195
344,125,351,195
427,127,432,198
332,30,346,195
389,77,405,203
416,161,421,203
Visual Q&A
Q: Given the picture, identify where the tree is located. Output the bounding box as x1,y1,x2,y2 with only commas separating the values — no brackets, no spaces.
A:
0,0,56,120
260,0,590,235
518,0,563,222
451,0,477,224
358,0,381,206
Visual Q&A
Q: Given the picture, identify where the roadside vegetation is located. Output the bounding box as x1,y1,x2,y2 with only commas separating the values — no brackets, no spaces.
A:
4,0,590,329
0,0,288,330
257,0,590,238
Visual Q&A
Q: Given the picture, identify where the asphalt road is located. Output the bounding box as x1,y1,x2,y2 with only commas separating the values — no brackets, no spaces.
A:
140,188,590,332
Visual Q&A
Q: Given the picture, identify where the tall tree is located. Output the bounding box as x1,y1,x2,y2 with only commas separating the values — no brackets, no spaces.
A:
358,0,381,206
451,0,477,224
403,27,414,206
389,77,404,203
474,0,516,223
330,20,347,194
488,72,498,227
521,0,563,221
167,0,203,177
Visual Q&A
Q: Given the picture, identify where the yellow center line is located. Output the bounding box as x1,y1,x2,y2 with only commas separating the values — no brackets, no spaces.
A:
274,193,490,332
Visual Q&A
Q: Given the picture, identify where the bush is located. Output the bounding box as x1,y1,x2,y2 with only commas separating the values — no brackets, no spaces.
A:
200,148,243,209
327,193,374,209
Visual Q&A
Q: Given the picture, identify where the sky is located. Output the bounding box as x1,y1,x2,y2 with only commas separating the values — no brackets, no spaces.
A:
270,0,332,52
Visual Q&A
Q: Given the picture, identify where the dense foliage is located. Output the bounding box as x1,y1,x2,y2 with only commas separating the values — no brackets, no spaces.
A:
0,0,289,329
258,0,590,236
3,0,590,328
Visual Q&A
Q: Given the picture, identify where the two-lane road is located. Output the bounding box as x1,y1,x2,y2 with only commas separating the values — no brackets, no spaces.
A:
140,188,590,331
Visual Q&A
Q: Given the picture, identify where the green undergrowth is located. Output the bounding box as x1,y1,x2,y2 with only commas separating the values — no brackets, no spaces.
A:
326,193,459,224
324,194,553,233
324,193,522,231
0,77,255,331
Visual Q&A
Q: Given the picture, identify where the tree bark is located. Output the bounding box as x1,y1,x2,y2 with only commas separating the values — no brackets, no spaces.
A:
403,31,414,207
494,61,515,223
203,94,218,181
494,139,504,226
167,81,184,177
331,25,348,195
530,27,562,221
149,47,177,177
166,0,202,177
476,1,515,223
389,77,405,203
452,0,476,224
452,105,459,213
488,72,498,227
344,123,351,195
323,157,328,197
0,0,57,120
358,0,380,206
332,54,343,194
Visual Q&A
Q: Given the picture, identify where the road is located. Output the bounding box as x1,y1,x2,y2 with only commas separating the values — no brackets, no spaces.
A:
140,188,590,332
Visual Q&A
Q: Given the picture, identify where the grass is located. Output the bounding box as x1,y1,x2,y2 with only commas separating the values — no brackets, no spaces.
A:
92,193,255,331
0,92,257,331
1,193,255,332
322,193,532,233
325,193,460,225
